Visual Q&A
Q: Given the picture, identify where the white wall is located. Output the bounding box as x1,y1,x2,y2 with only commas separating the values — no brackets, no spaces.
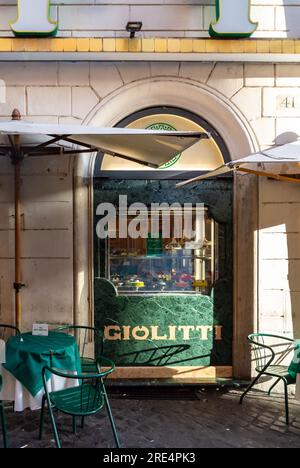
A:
259,178,300,339
0,1,298,39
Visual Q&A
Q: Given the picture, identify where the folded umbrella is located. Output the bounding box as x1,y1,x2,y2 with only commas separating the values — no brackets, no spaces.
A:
0,119,209,168
177,140,300,187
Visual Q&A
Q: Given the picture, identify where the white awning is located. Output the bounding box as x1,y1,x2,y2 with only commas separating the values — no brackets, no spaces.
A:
0,120,208,169
177,140,300,187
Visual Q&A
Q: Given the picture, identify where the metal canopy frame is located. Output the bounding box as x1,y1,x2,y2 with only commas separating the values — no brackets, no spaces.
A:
236,167,300,184
2,132,167,170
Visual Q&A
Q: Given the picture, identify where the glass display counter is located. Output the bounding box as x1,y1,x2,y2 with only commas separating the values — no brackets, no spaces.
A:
98,208,219,295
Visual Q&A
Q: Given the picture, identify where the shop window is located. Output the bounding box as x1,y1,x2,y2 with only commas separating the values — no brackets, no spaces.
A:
98,208,218,295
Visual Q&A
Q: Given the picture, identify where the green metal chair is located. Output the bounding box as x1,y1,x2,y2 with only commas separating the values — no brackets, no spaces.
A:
55,325,103,374
240,333,296,424
0,376,7,448
39,357,120,448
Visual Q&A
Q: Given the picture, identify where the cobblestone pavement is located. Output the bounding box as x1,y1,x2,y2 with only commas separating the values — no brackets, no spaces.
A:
3,387,300,449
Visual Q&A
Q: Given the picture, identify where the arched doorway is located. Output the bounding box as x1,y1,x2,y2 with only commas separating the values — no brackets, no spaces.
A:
94,105,233,381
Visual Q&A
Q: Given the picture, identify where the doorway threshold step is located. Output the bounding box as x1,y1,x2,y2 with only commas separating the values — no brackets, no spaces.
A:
106,377,250,387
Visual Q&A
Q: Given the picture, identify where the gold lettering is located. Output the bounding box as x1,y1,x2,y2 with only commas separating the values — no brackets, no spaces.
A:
168,326,177,340
104,324,223,341
214,325,223,341
132,326,150,341
104,325,121,340
123,326,131,340
151,326,167,340
196,325,213,340
178,326,195,340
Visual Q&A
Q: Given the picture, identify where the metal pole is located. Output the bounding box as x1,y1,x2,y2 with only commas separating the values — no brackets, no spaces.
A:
14,157,22,330
11,109,24,331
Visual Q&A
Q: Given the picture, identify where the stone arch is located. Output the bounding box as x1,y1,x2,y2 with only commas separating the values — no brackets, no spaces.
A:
84,77,259,160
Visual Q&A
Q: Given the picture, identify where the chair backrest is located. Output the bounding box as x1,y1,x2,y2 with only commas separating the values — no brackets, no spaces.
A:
0,324,20,341
248,333,294,372
42,356,115,416
55,325,104,359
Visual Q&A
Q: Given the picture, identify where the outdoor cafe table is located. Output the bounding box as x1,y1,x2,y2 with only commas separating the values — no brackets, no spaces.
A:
0,331,81,411
288,339,300,401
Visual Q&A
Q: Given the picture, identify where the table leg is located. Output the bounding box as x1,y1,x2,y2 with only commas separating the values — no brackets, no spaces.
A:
0,401,7,448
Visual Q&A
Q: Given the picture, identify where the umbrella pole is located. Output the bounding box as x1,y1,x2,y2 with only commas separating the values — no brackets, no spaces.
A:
11,109,24,331
14,157,22,330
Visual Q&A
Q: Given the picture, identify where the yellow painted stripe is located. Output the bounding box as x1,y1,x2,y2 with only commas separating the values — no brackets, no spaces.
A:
0,38,299,54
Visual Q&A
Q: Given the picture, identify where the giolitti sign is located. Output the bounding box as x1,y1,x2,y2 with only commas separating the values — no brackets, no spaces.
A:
9,0,257,38
210,0,258,37
11,0,58,37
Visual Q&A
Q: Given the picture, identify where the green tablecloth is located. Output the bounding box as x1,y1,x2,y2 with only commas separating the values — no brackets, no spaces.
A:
3,331,81,397
288,339,300,380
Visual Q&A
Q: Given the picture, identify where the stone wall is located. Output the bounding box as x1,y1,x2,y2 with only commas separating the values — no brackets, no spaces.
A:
0,153,74,331
0,1,299,39
259,178,300,338
2,61,299,144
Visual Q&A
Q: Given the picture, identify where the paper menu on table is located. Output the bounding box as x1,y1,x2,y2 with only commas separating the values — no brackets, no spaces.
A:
32,323,49,336
0,339,5,364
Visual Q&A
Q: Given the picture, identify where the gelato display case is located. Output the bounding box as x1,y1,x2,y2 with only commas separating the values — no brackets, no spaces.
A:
98,208,219,295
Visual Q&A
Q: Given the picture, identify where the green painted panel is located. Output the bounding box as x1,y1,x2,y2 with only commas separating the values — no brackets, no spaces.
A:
146,235,163,257
94,178,233,368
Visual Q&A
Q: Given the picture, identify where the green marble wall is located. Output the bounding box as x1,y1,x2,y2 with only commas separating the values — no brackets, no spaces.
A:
94,178,233,368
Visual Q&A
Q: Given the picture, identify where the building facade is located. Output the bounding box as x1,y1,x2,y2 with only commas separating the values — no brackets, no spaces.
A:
0,1,300,380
